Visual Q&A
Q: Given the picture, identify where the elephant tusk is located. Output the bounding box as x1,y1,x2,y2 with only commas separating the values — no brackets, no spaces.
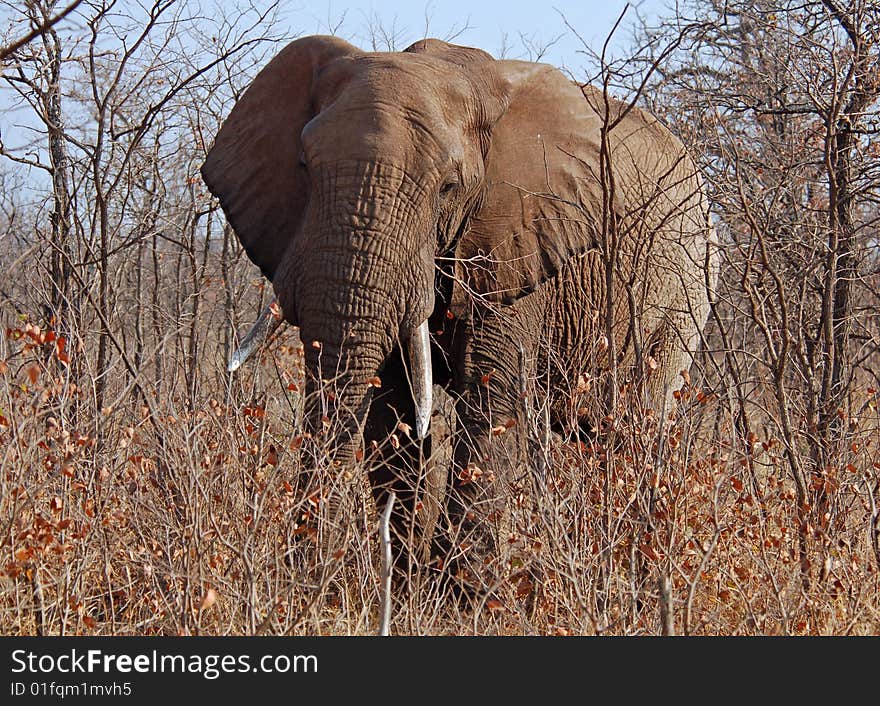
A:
228,299,284,372
406,320,433,440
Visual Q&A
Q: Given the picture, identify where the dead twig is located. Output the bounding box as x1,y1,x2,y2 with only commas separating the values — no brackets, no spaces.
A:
378,492,396,636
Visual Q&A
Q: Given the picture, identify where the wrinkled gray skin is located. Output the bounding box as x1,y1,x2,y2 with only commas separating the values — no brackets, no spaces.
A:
202,36,718,587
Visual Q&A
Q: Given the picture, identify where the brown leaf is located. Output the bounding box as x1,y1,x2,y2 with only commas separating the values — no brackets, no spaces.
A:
199,588,217,611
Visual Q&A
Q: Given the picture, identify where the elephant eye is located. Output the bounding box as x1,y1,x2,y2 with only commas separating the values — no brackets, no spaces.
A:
298,152,307,169
439,180,457,197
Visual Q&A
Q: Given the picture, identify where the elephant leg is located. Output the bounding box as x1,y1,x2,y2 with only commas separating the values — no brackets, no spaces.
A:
363,347,445,571
643,310,699,417
435,298,547,593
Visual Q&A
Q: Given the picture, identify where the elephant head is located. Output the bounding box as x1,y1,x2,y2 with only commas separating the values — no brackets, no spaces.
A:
201,35,709,462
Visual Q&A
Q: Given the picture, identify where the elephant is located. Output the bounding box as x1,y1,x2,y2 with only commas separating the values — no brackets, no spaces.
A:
202,35,718,592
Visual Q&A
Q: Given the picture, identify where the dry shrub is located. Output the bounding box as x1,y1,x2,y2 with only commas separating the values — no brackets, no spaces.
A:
2,313,878,635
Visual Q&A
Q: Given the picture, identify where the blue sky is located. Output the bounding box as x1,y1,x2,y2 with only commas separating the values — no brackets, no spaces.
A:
0,0,667,184
283,0,666,75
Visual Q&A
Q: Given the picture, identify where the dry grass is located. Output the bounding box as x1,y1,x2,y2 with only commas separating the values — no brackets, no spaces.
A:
2,314,878,636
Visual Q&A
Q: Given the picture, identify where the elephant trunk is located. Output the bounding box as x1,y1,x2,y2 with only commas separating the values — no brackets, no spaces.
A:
226,299,432,445
299,325,432,463
284,161,436,463
301,332,385,462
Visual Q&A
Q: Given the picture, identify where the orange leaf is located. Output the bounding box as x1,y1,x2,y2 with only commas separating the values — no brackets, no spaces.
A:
26,365,39,385
640,543,660,562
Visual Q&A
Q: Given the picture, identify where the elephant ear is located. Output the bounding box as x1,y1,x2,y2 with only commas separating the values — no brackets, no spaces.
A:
201,36,359,280
451,60,613,312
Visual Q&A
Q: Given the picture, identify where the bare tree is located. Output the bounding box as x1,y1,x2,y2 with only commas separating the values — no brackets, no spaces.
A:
639,0,880,596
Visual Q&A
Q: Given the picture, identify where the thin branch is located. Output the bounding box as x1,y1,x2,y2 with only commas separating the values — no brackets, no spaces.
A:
0,0,83,63
378,491,395,637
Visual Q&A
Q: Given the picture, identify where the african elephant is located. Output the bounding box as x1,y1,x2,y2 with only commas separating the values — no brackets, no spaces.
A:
202,35,718,590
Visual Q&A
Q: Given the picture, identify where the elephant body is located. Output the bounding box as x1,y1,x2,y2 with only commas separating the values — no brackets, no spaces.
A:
202,36,718,589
